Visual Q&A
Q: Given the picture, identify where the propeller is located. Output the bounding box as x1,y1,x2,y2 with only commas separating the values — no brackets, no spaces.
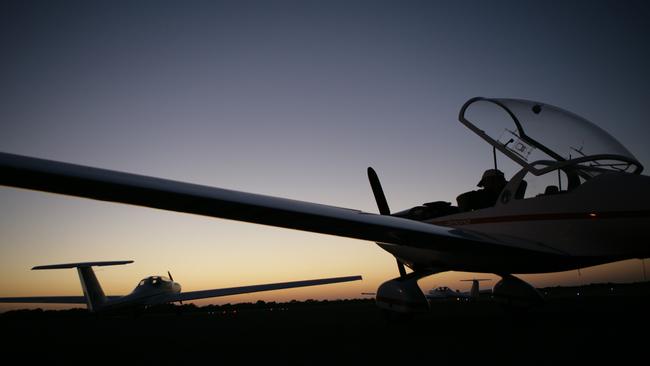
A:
168,270,182,305
367,167,407,278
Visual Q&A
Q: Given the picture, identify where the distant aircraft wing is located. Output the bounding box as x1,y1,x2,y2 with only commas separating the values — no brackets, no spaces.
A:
0,296,122,304
153,275,363,304
0,152,560,258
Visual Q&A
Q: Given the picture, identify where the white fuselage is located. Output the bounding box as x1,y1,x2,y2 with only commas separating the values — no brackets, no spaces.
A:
378,172,650,274
102,277,182,311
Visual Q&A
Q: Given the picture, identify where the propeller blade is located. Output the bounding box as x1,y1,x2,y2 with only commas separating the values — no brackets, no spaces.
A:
367,167,390,215
397,260,407,277
368,167,406,277
168,270,182,305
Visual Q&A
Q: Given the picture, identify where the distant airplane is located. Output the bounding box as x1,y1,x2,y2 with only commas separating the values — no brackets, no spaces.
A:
426,286,470,301
1,97,649,314
426,279,492,301
0,261,362,313
461,278,492,299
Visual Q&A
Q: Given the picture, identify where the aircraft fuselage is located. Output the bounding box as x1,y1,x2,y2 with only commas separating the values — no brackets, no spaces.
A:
380,172,650,274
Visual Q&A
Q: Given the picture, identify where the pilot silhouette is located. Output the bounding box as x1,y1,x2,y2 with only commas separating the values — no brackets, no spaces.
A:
457,169,507,211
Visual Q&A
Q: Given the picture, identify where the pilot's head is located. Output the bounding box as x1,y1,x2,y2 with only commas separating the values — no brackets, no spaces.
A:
477,169,506,190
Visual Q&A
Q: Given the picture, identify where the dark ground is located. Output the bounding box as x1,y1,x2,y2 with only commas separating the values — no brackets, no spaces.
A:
1,282,649,365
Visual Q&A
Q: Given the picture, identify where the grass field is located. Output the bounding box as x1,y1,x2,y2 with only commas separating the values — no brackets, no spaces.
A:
2,282,649,365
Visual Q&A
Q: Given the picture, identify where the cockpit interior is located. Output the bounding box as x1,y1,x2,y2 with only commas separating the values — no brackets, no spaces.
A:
394,98,644,220
137,276,172,288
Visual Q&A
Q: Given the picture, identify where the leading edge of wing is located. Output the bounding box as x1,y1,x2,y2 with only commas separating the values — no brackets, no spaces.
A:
0,296,122,304
158,275,363,303
0,152,539,255
0,296,87,304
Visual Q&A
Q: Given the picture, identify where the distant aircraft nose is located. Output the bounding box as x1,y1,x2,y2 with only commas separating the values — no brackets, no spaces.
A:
173,282,181,293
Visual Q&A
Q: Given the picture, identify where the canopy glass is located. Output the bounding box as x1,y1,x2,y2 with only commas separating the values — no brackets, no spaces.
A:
459,97,642,177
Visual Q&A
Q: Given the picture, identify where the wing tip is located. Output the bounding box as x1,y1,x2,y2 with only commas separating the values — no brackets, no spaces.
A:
31,260,134,270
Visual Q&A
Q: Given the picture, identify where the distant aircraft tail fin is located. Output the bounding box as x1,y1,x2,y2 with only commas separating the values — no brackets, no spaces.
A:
460,278,492,299
32,261,133,312
77,266,107,312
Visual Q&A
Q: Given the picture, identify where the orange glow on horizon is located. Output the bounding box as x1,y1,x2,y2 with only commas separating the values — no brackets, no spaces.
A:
1,257,646,312
1,160,647,313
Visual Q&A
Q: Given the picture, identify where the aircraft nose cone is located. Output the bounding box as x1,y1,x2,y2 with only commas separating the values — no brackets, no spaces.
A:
174,282,181,293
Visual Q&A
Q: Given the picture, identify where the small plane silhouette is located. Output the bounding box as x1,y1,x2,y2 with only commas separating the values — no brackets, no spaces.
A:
0,261,361,312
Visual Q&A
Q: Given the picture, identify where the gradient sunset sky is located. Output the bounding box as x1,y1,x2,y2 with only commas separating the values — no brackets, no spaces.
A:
1,0,649,311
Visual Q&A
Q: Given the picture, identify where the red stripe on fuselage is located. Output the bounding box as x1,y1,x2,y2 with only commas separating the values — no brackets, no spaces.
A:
430,209,650,227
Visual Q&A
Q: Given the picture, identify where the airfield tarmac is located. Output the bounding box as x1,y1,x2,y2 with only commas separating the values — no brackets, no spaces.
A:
1,282,648,365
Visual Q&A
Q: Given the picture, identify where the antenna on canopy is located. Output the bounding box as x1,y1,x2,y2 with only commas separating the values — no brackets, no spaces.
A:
493,146,497,170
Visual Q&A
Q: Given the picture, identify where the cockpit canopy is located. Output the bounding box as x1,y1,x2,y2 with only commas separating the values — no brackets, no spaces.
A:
137,276,172,287
459,98,643,177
